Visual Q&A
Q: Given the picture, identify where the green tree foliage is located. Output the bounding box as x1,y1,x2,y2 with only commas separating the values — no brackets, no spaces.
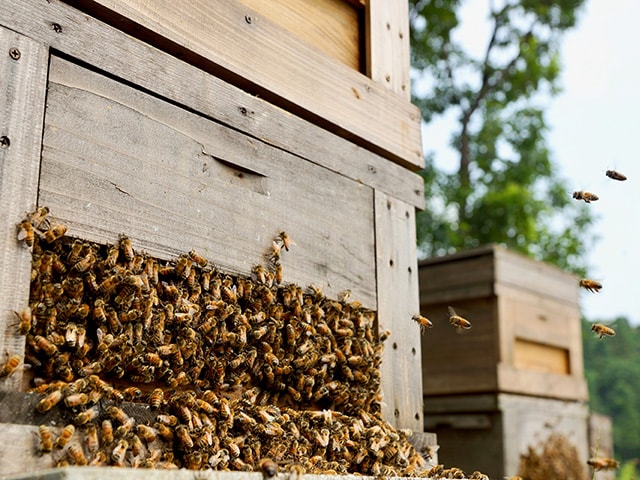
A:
410,0,594,274
582,317,640,462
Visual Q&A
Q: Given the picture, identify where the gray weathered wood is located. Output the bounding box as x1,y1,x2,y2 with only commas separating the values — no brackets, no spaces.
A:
41,56,377,307
0,27,49,392
0,0,424,210
375,192,422,431
60,0,423,169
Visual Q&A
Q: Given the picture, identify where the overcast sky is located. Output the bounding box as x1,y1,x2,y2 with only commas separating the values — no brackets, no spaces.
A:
419,1,640,325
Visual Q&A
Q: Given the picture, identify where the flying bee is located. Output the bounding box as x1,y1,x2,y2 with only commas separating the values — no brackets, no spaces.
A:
54,424,75,449
44,223,68,243
588,457,620,470
591,323,616,339
0,354,21,379
67,443,88,466
448,306,472,330
17,219,35,248
572,190,599,203
412,314,433,333
579,278,602,293
606,169,627,181
38,425,54,453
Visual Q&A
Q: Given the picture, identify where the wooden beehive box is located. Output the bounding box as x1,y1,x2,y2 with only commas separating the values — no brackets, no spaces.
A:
419,244,588,400
0,0,430,476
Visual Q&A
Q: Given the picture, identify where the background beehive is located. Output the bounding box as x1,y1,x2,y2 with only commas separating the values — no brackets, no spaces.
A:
0,0,430,476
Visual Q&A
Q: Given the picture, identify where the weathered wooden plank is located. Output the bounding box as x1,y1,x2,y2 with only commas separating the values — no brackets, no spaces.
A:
0,424,56,475
238,0,362,71
375,192,422,431
420,298,500,396
497,364,588,400
0,0,423,209
512,339,570,375
60,0,424,170
0,27,49,392
366,0,411,99
40,56,377,308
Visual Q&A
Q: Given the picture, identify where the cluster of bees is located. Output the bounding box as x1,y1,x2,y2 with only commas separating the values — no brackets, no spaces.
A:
2,207,434,475
573,170,626,340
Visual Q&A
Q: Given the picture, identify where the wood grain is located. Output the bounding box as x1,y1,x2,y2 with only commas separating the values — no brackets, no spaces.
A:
41,56,377,308
238,0,362,71
367,0,411,99
1,0,424,209
375,192,422,431
0,27,49,392
61,0,424,169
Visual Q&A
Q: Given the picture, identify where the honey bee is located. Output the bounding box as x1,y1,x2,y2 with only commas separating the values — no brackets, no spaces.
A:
67,443,88,465
17,219,36,248
64,392,89,408
278,231,295,251
136,424,157,444
579,278,602,293
606,169,627,181
107,406,130,424
36,388,64,413
274,263,284,285
591,323,616,339
572,190,599,203
412,314,433,333
101,419,114,444
588,457,620,470
174,255,193,280
188,249,208,268
74,406,99,425
54,424,75,449
0,354,21,378
175,425,194,449
38,425,54,453
88,451,108,467
448,306,472,330
111,439,128,466
44,223,68,243
259,457,279,478
119,235,134,262
28,206,50,229
127,432,145,456
84,424,99,453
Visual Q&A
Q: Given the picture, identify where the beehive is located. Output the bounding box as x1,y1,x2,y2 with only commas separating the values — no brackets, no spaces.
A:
0,0,429,476
419,245,589,478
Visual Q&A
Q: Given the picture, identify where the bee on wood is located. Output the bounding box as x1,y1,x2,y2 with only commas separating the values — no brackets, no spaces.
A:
579,278,602,293
36,388,64,413
588,457,620,470
0,354,21,378
54,424,75,449
448,306,472,330
38,425,54,453
119,235,134,262
572,190,599,203
67,443,88,466
412,314,433,333
591,323,616,339
17,219,36,249
278,231,295,251
606,169,627,181
28,206,50,230
44,223,68,243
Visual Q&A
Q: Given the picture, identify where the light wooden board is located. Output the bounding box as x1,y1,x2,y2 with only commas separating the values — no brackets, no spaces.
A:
238,0,362,71
40,56,377,307
1,0,424,209
374,192,422,431
366,0,411,99
0,27,49,392
513,339,570,375
61,0,424,169
497,364,588,400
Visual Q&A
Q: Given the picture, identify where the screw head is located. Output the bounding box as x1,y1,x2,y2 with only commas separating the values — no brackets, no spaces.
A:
9,48,20,60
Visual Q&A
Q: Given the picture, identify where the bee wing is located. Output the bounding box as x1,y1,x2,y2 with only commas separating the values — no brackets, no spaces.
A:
447,306,457,317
